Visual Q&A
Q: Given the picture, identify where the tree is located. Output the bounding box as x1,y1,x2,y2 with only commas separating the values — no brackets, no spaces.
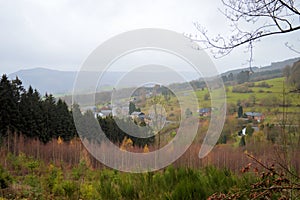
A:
0,75,79,145
221,75,228,82
236,71,250,84
0,75,24,153
288,60,300,92
19,86,43,139
128,101,138,115
239,135,246,146
204,93,210,100
40,94,57,143
55,99,75,141
190,0,300,68
0,75,21,136
228,73,234,81
238,105,243,118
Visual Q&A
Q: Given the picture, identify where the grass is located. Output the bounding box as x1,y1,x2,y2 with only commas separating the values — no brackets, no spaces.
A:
195,77,300,113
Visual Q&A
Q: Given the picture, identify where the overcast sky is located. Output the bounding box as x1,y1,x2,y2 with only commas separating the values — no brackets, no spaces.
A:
0,0,299,75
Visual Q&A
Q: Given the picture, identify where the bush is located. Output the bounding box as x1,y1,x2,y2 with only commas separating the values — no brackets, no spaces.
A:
245,82,255,87
62,180,79,199
232,85,253,93
258,89,264,93
97,170,121,200
80,183,98,200
227,103,237,115
0,165,12,189
256,81,272,88
246,125,254,136
170,178,206,199
204,93,210,100
259,95,279,107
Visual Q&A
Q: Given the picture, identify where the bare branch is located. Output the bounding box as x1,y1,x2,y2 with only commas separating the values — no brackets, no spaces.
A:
285,41,300,54
191,0,300,68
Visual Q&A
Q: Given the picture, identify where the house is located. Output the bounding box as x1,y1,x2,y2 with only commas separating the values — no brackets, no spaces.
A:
198,107,212,116
81,106,97,114
95,109,112,118
130,111,145,120
244,112,264,122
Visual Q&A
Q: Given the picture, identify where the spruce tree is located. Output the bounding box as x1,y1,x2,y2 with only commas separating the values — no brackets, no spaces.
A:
0,75,20,135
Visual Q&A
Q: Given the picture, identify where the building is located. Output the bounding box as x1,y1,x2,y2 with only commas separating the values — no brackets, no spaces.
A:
244,112,264,122
81,106,97,114
198,107,212,117
130,111,145,120
95,109,112,118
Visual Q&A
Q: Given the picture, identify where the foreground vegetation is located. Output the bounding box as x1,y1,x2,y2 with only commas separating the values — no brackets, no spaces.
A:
0,152,299,200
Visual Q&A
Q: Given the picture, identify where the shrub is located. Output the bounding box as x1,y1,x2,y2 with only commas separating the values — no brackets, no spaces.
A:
256,81,272,88
45,165,64,195
0,165,12,189
246,125,254,136
62,180,79,199
232,85,253,93
170,179,206,199
97,170,121,200
245,82,255,87
80,183,98,200
227,103,237,115
258,89,264,93
204,93,210,100
24,174,39,187
120,182,138,200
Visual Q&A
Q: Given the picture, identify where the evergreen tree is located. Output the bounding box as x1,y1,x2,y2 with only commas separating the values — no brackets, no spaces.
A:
55,99,75,141
40,94,57,143
0,75,80,144
238,105,243,118
129,101,137,115
71,103,82,139
19,86,42,138
0,75,20,136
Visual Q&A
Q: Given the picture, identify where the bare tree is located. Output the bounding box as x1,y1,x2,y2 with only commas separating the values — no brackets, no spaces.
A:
190,0,300,71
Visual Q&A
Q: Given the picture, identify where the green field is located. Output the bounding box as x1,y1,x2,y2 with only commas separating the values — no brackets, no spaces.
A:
194,77,300,115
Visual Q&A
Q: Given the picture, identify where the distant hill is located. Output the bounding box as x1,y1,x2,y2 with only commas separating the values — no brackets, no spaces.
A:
8,57,300,95
8,67,197,95
9,68,77,95
8,68,130,95
221,57,300,76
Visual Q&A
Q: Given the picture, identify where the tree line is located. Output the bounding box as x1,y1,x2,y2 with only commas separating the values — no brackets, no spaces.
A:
0,74,76,144
0,74,153,148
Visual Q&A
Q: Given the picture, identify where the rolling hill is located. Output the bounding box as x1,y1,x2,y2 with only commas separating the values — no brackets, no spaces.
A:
8,57,300,95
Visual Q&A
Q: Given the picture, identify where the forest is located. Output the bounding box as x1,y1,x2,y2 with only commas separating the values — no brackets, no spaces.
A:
0,74,153,150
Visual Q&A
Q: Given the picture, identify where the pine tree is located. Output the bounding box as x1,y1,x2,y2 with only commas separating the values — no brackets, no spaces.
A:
0,75,20,136
55,99,75,141
238,105,243,118
19,86,43,139
40,94,57,143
